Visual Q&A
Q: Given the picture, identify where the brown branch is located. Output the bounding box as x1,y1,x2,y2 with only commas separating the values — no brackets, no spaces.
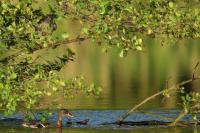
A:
0,49,24,62
169,110,188,126
117,76,200,124
0,37,90,63
192,61,199,79
50,37,90,49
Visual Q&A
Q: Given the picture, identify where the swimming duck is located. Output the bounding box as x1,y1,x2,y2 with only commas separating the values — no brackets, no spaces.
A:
56,109,73,128
22,109,73,128
75,119,90,125
66,119,90,125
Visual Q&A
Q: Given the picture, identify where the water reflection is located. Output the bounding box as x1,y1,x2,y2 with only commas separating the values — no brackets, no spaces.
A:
49,39,200,110
26,18,200,110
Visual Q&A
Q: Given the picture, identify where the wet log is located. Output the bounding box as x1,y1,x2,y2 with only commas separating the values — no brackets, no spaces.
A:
102,120,200,127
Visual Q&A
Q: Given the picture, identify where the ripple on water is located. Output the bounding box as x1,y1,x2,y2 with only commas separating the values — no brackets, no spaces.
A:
0,109,198,129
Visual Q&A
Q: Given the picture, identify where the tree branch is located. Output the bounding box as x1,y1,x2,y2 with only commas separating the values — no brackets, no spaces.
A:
0,37,90,63
50,37,90,49
117,76,200,124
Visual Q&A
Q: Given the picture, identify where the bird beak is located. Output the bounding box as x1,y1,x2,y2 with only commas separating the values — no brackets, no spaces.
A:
66,112,73,118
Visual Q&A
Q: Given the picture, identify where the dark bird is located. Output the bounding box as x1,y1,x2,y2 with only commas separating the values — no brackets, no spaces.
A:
75,119,90,125
66,119,90,125
22,109,73,128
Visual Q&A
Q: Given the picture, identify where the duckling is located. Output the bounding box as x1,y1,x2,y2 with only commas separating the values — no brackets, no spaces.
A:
66,119,90,125
22,109,73,128
75,119,89,125
22,121,51,128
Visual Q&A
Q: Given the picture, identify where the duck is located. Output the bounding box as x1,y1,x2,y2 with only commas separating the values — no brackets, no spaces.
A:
75,119,90,125
66,119,90,126
56,109,73,128
22,109,73,128
22,120,51,128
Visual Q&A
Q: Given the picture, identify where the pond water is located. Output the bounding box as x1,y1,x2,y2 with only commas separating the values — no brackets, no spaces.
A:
0,110,200,133
38,40,200,110
1,24,200,132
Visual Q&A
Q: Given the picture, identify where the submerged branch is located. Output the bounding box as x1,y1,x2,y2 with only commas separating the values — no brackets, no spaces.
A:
117,76,200,124
169,110,188,126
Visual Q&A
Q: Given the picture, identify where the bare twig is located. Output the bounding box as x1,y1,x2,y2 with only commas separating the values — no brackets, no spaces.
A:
50,37,90,49
161,76,172,103
0,37,90,63
0,49,24,62
169,110,188,126
192,61,199,79
117,76,200,124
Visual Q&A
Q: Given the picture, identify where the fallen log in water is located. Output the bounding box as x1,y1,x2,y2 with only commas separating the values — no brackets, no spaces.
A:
102,120,200,127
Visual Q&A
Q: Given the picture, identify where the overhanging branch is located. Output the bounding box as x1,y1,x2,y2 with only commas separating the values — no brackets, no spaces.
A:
50,37,90,49
0,37,90,63
117,76,200,124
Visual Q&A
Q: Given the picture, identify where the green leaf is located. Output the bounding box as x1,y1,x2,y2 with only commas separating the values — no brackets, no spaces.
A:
136,46,142,51
119,50,125,58
0,83,3,89
169,2,174,8
61,33,69,39
82,27,89,34
10,73,17,79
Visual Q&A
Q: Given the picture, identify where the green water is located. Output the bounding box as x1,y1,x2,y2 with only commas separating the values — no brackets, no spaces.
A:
38,18,200,110
48,39,200,110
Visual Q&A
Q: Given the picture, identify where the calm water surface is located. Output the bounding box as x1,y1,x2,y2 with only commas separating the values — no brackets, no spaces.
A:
0,110,200,133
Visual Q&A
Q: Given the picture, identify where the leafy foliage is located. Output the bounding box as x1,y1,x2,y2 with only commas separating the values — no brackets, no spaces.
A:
168,87,200,126
180,88,200,114
0,0,101,115
58,0,200,56
0,1,53,52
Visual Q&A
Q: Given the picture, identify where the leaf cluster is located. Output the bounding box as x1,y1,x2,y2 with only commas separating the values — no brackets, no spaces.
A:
59,0,200,56
0,1,102,115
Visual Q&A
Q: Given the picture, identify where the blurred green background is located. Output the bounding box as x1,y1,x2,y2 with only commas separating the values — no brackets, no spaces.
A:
40,19,200,110
61,39,200,110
